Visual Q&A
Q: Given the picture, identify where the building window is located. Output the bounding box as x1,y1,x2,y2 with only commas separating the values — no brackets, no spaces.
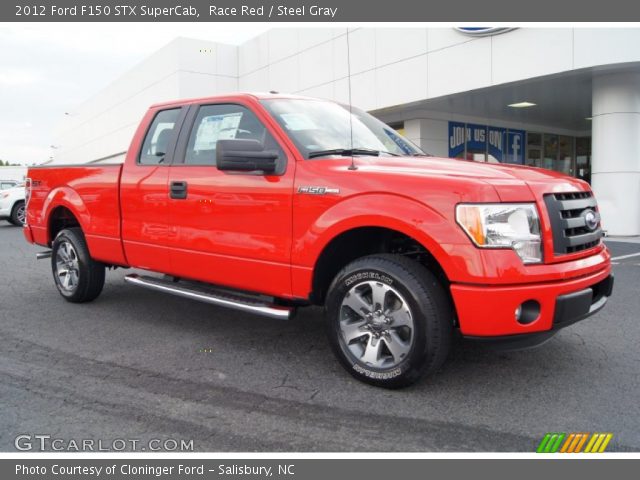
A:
557,135,574,175
576,137,592,183
526,132,542,168
543,134,559,171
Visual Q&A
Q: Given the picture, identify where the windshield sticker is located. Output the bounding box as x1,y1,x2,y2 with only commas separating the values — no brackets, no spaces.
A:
194,113,242,150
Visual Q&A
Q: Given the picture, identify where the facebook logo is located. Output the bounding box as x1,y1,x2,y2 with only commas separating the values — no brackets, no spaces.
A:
506,130,525,164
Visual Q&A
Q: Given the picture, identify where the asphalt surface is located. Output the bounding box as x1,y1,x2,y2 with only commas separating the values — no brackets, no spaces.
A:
1,222,639,452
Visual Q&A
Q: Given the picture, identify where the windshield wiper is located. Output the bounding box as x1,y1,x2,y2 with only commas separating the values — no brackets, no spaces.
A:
308,148,380,159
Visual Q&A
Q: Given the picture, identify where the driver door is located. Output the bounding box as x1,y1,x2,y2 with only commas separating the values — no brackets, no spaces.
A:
165,102,295,298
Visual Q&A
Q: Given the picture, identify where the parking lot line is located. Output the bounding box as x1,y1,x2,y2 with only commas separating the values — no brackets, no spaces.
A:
610,252,640,261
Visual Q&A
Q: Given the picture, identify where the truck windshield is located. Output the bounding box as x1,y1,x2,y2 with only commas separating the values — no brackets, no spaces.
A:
261,98,424,159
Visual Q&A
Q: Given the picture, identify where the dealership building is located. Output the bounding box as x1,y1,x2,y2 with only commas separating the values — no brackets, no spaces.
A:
53,27,640,235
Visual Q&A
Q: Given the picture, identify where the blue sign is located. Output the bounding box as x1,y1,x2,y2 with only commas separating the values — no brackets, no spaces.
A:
465,124,486,153
448,121,466,158
505,130,525,164
487,126,505,162
448,121,525,164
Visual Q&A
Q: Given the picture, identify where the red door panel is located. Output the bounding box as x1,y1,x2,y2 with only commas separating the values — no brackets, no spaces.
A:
120,107,184,272
165,102,295,298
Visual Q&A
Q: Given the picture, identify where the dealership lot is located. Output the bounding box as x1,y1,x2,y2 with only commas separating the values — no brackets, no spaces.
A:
1,223,639,452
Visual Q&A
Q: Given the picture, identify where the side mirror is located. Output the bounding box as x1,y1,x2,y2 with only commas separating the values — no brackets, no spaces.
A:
216,139,278,174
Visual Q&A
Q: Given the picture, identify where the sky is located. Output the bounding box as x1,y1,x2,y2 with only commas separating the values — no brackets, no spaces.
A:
0,23,268,165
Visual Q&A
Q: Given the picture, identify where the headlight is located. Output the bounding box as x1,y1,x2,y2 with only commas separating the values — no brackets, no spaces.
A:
456,203,542,264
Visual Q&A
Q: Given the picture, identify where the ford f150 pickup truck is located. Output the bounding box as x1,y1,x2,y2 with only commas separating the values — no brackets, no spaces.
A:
24,93,613,387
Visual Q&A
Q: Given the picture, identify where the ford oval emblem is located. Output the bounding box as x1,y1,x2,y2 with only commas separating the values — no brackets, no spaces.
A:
582,209,600,231
454,27,516,37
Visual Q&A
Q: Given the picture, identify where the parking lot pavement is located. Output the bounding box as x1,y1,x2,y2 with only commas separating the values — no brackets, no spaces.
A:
1,223,639,452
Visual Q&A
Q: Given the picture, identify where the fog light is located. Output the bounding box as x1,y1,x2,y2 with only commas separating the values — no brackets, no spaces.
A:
516,300,541,325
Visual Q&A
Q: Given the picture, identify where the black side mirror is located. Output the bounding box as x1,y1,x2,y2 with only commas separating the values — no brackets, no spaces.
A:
216,139,279,174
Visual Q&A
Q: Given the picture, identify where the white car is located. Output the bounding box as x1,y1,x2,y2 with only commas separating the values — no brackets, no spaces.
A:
0,180,18,190
0,184,26,226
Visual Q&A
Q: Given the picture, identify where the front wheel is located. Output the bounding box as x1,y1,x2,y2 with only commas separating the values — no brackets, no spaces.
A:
325,254,452,388
51,227,105,303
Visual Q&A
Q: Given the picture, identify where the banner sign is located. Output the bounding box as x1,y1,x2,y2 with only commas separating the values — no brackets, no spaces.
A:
448,122,466,158
449,122,525,164
487,126,505,161
506,129,526,164
466,124,487,153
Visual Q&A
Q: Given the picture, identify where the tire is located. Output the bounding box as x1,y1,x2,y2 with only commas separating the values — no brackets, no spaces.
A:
51,227,105,303
9,201,25,226
325,254,452,388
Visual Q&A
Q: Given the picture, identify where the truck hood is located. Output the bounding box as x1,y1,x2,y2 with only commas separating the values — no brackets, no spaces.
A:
356,155,589,201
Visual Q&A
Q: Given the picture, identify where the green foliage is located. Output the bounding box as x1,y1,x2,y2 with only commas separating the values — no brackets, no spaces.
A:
0,159,22,166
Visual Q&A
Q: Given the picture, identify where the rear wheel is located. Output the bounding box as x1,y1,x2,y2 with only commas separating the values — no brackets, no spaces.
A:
9,201,25,226
51,227,105,303
325,254,452,388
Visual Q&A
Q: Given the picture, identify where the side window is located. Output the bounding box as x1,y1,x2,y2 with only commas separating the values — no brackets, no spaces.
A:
185,104,280,165
138,108,181,165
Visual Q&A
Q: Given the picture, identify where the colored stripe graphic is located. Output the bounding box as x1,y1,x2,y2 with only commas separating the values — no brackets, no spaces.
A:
537,433,565,453
538,432,613,453
560,433,589,453
584,433,613,453
574,433,590,452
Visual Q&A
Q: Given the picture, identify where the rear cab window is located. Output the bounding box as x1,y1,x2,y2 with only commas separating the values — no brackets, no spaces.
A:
138,108,181,165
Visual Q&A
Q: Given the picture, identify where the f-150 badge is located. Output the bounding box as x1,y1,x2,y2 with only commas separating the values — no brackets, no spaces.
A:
297,186,340,195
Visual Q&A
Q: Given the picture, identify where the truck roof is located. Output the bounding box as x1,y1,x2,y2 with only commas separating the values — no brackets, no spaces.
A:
150,92,323,109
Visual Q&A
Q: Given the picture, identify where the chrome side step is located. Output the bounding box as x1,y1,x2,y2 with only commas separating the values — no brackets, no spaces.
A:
36,251,52,260
124,274,294,320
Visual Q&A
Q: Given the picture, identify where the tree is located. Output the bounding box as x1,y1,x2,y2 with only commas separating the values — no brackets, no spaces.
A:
0,160,4,166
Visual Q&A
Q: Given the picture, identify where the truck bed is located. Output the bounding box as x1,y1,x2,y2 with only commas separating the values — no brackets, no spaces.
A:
26,164,126,265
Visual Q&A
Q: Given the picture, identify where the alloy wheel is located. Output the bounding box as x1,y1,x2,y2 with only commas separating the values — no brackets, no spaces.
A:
339,281,415,369
55,241,80,292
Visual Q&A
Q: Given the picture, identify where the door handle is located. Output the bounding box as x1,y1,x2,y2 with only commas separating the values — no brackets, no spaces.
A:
170,181,188,199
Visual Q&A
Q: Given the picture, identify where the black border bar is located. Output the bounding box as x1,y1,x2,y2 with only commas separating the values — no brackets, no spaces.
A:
5,0,640,22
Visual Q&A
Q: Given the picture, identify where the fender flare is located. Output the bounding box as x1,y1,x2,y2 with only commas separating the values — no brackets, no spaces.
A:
41,186,89,243
296,193,460,279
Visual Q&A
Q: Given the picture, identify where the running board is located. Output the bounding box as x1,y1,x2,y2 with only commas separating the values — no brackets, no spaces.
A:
124,274,294,320
36,251,52,260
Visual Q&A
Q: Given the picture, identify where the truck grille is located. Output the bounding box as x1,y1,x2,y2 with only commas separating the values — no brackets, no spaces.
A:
543,191,603,255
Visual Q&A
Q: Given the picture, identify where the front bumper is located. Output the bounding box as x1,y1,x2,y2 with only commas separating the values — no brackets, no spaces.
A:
451,259,613,343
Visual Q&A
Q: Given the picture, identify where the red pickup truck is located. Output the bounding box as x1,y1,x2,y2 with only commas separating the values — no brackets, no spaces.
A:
24,93,613,387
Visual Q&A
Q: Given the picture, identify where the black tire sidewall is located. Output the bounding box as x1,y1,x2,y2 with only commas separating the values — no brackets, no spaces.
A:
51,228,97,302
325,256,447,388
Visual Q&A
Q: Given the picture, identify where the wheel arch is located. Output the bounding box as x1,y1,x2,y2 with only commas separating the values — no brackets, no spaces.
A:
42,187,88,246
310,224,452,306
46,204,83,246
